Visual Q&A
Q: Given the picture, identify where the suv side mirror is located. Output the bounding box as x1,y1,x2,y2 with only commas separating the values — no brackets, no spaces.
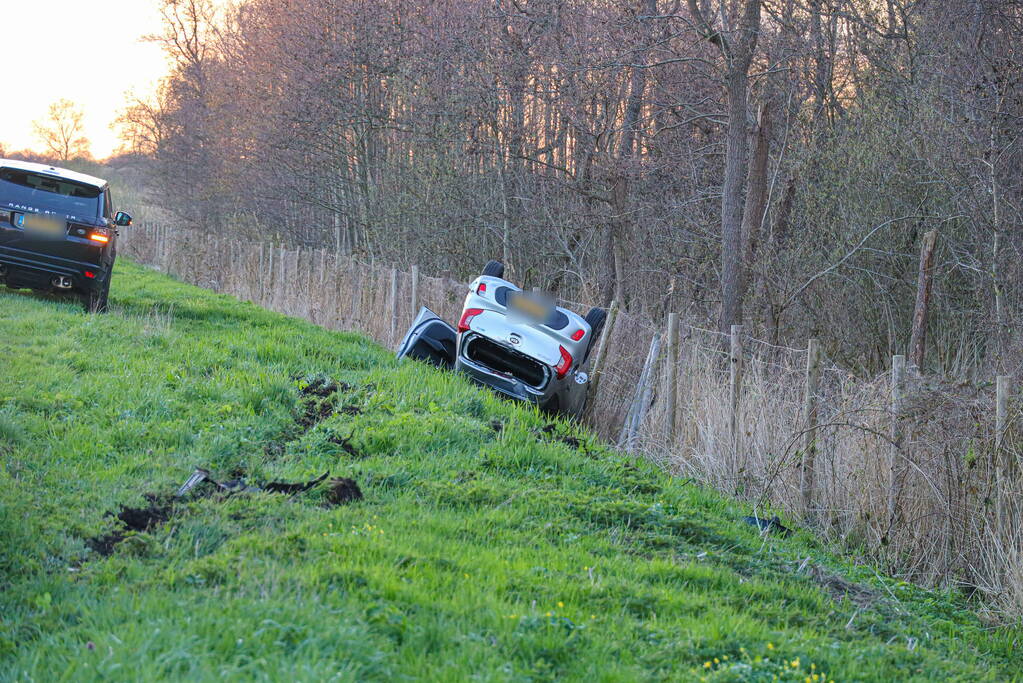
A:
114,211,133,227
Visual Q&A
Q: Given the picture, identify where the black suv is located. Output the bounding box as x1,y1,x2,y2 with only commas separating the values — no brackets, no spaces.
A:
0,159,131,312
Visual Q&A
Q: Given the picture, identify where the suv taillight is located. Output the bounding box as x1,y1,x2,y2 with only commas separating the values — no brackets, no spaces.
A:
458,308,483,333
555,345,573,379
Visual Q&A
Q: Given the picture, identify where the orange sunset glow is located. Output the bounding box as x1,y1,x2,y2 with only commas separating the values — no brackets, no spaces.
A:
0,1,170,160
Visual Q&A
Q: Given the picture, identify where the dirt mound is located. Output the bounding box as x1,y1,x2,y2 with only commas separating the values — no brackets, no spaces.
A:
326,478,363,505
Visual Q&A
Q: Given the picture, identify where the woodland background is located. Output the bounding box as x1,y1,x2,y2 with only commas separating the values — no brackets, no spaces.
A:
114,0,1023,380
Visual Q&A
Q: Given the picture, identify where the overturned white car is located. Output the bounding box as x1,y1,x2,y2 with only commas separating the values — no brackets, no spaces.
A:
397,260,606,418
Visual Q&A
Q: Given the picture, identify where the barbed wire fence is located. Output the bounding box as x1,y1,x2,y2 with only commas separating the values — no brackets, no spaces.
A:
122,223,1023,616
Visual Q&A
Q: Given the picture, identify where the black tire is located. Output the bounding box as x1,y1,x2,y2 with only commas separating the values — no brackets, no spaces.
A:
582,307,607,363
482,260,505,278
83,276,110,313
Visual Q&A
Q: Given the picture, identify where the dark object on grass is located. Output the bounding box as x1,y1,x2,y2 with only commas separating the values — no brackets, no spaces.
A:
489,419,504,433
176,468,330,497
326,478,363,505
742,515,793,537
264,471,330,494
175,468,257,497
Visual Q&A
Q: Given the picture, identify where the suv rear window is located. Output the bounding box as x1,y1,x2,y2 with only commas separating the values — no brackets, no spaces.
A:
0,168,102,218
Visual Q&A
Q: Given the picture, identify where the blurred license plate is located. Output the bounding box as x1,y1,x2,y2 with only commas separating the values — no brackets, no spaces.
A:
23,214,66,238
508,292,552,321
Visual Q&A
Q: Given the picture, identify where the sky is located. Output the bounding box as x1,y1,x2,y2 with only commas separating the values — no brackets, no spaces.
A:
0,1,170,160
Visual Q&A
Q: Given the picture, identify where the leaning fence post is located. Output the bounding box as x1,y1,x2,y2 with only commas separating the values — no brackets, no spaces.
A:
888,354,907,526
620,332,660,451
390,267,399,347
800,338,822,521
588,300,618,399
995,375,1011,533
410,264,420,319
633,333,663,449
665,313,680,443
729,324,744,473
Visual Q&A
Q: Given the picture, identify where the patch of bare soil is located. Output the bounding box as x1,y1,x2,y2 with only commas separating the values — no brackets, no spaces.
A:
326,478,363,505
86,494,173,556
800,561,880,608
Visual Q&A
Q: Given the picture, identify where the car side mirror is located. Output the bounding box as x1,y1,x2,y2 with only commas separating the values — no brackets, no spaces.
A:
114,211,133,227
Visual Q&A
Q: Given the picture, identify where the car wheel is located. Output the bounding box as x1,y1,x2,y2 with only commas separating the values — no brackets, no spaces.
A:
83,276,110,313
583,307,607,362
482,260,505,278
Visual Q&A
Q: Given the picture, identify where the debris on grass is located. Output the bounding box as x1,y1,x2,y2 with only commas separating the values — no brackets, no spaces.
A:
295,376,349,429
264,471,330,494
742,515,793,537
90,468,359,556
326,477,363,506
298,399,335,429
327,431,364,458
534,423,585,451
177,467,334,498
489,419,504,433
296,376,349,398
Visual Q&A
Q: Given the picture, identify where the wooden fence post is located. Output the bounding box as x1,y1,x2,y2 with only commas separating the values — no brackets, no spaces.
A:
665,313,679,443
995,375,1011,533
888,354,907,525
620,332,661,452
410,264,420,319
800,338,822,521
266,246,275,307
390,267,399,347
278,247,287,309
634,333,663,448
729,325,744,472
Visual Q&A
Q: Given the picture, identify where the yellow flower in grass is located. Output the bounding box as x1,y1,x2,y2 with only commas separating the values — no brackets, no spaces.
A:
557,601,564,608
791,658,800,668
703,662,712,669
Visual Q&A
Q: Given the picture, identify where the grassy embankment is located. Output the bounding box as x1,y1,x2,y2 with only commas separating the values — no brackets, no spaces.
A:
1,261,1020,681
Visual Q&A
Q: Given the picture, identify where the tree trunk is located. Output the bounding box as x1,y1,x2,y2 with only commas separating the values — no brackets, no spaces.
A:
738,101,771,314
719,65,751,333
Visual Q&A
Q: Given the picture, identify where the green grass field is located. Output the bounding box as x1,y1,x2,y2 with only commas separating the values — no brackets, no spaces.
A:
1,261,1020,681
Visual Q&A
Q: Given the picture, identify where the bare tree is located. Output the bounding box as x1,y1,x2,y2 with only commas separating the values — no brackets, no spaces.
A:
33,99,91,161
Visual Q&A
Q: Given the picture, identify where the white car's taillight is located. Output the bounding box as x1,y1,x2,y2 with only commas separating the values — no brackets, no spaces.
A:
555,345,573,379
458,308,483,333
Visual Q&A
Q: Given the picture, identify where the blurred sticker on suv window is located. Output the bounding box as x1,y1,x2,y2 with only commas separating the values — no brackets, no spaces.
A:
508,291,554,324
23,214,65,239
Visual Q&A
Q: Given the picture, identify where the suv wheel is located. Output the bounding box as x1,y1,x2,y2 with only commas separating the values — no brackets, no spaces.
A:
583,307,607,362
83,277,110,313
482,260,505,278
